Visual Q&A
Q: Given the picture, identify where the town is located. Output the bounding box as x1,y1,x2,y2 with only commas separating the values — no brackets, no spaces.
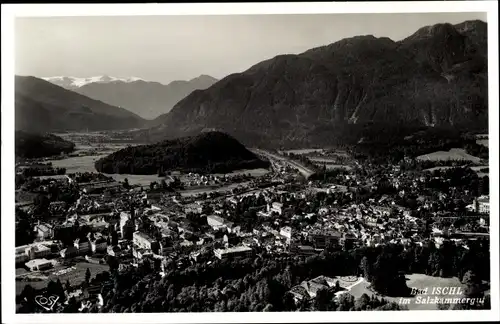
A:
14,136,491,313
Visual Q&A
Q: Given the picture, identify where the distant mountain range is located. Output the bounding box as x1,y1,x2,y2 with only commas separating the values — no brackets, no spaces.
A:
42,74,219,119
41,75,144,90
141,20,488,148
15,76,147,132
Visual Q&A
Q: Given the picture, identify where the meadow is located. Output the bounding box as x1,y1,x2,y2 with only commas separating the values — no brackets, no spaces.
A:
416,148,481,163
348,274,465,310
16,262,109,295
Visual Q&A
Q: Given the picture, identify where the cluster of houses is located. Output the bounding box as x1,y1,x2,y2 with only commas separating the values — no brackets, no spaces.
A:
15,147,491,315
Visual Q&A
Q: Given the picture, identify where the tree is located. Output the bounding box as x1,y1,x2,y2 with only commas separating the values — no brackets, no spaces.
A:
355,293,371,311
314,288,332,311
371,252,409,296
65,279,72,293
360,256,373,281
437,302,451,310
55,279,66,302
111,230,119,246
33,194,50,218
337,293,355,311
462,270,482,298
283,293,296,311
85,268,91,284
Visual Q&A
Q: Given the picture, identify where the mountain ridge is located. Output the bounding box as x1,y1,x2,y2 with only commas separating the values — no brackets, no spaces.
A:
15,76,148,132
65,74,219,119
144,20,487,148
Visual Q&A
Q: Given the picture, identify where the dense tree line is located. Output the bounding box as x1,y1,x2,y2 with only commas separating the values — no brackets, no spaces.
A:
426,167,489,196
464,142,489,160
15,207,35,246
19,167,66,177
15,233,489,313
52,238,489,313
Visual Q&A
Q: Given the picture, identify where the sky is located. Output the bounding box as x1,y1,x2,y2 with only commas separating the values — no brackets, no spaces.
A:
15,12,486,84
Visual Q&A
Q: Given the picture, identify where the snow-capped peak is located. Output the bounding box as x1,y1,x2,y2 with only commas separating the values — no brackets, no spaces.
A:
42,75,144,89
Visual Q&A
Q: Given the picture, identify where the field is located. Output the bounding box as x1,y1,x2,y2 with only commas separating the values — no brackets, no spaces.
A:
476,139,489,147
348,274,465,310
280,149,325,155
16,261,109,295
47,154,107,173
213,168,270,177
416,148,481,163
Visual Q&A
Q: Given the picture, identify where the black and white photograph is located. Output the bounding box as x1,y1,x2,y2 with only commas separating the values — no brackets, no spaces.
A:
1,2,499,323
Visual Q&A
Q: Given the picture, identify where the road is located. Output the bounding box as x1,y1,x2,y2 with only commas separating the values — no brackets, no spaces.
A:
251,148,316,179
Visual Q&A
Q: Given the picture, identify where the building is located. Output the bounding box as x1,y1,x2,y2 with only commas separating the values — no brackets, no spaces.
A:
90,238,108,253
88,219,109,231
25,244,51,260
341,232,358,250
133,231,158,252
15,249,29,264
288,276,336,303
223,234,241,247
60,246,79,259
308,229,341,249
214,245,253,260
35,223,54,240
120,215,135,240
373,206,392,216
289,244,318,256
74,238,90,255
107,245,121,257
268,202,283,215
476,196,490,214
159,237,174,256
207,215,226,228
280,226,292,243
184,203,203,214
85,255,104,264
25,258,53,271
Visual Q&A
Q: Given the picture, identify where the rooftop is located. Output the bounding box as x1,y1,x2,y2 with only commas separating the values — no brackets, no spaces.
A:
215,245,252,254
25,258,52,267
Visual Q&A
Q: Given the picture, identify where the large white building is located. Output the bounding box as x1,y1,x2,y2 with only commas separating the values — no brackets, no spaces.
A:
267,202,283,215
25,244,51,260
207,215,226,228
476,196,490,214
25,258,53,271
280,226,292,242
35,223,54,240
214,245,253,260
